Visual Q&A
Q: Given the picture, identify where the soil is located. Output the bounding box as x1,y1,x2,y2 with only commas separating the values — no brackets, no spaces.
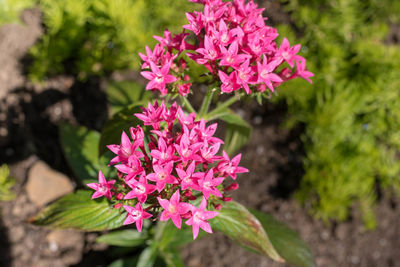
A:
1,4,400,267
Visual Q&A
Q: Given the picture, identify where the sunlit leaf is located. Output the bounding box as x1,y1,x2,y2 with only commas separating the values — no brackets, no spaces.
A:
30,190,126,231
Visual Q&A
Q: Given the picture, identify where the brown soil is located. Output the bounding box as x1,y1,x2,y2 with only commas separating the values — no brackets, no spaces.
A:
1,4,400,267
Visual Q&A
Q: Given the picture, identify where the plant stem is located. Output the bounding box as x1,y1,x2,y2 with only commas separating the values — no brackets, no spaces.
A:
179,95,196,114
204,93,242,120
198,87,215,118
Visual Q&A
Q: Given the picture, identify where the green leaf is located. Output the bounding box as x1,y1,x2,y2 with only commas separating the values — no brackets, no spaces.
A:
160,248,185,267
0,164,15,201
99,103,145,156
250,209,315,267
97,229,147,247
210,201,283,262
108,256,139,267
30,190,126,231
137,245,157,267
158,221,196,250
59,124,110,184
106,81,152,115
219,111,252,155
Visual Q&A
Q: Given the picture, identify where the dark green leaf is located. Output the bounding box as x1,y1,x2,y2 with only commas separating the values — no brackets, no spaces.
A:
158,221,197,250
137,245,157,267
108,256,139,267
106,81,152,114
210,201,283,262
59,124,110,184
219,111,252,155
250,209,315,267
99,103,145,156
30,190,126,231
160,248,185,267
97,229,147,247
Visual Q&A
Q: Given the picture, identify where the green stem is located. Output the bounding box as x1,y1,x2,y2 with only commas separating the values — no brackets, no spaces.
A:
198,88,215,118
179,95,196,114
204,93,242,120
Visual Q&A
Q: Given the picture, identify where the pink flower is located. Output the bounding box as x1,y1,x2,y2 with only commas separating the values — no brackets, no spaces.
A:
150,137,177,165
115,156,144,179
125,175,156,203
87,171,115,199
123,203,152,232
218,70,240,93
277,37,302,68
135,101,165,130
174,134,202,163
176,161,202,191
257,55,283,92
196,36,220,63
107,131,143,165
146,162,178,192
219,41,250,68
140,60,177,95
217,151,249,180
295,59,314,84
158,190,192,228
186,197,218,240
197,169,224,199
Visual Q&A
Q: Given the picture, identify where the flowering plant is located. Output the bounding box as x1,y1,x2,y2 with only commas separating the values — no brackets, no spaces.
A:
31,0,314,266
89,101,247,239
139,0,312,96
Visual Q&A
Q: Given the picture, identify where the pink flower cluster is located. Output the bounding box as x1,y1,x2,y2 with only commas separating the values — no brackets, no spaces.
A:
139,0,313,96
87,101,248,239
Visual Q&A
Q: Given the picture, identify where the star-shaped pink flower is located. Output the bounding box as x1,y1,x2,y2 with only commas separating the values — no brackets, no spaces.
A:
125,175,156,203
146,162,178,192
123,203,152,232
186,197,219,240
197,169,224,199
157,190,192,229
87,171,115,199
217,151,249,180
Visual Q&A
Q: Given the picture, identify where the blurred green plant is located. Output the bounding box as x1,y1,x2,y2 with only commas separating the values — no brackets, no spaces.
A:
276,0,400,228
0,164,15,201
28,0,194,81
0,0,35,25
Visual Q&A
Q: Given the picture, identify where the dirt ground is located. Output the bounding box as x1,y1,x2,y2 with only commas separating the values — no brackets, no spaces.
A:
1,4,400,267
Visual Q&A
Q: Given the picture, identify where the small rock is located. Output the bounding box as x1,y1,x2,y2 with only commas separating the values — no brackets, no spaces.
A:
26,161,74,207
8,225,24,243
46,229,84,252
336,224,348,240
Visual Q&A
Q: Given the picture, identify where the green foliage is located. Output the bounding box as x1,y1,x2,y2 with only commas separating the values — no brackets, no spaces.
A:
276,0,400,228
30,190,126,231
211,201,314,266
0,0,35,25
0,164,15,201
59,123,115,184
29,0,194,81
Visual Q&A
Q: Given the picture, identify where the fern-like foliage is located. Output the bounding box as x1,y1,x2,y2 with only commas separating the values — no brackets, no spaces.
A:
29,0,194,81
0,0,35,25
276,0,400,228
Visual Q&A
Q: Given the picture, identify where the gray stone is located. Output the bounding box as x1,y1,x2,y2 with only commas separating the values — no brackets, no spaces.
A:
26,161,74,207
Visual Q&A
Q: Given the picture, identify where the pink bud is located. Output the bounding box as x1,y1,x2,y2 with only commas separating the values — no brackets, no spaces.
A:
181,211,192,219
214,204,222,210
116,193,124,200
224,183,239,191
183,190,193,197
114,203,123,209
222,197,232,202
187,195,197,201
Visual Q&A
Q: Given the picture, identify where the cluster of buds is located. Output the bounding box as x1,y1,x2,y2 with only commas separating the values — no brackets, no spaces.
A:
87,101,248,239
139,0,313,96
